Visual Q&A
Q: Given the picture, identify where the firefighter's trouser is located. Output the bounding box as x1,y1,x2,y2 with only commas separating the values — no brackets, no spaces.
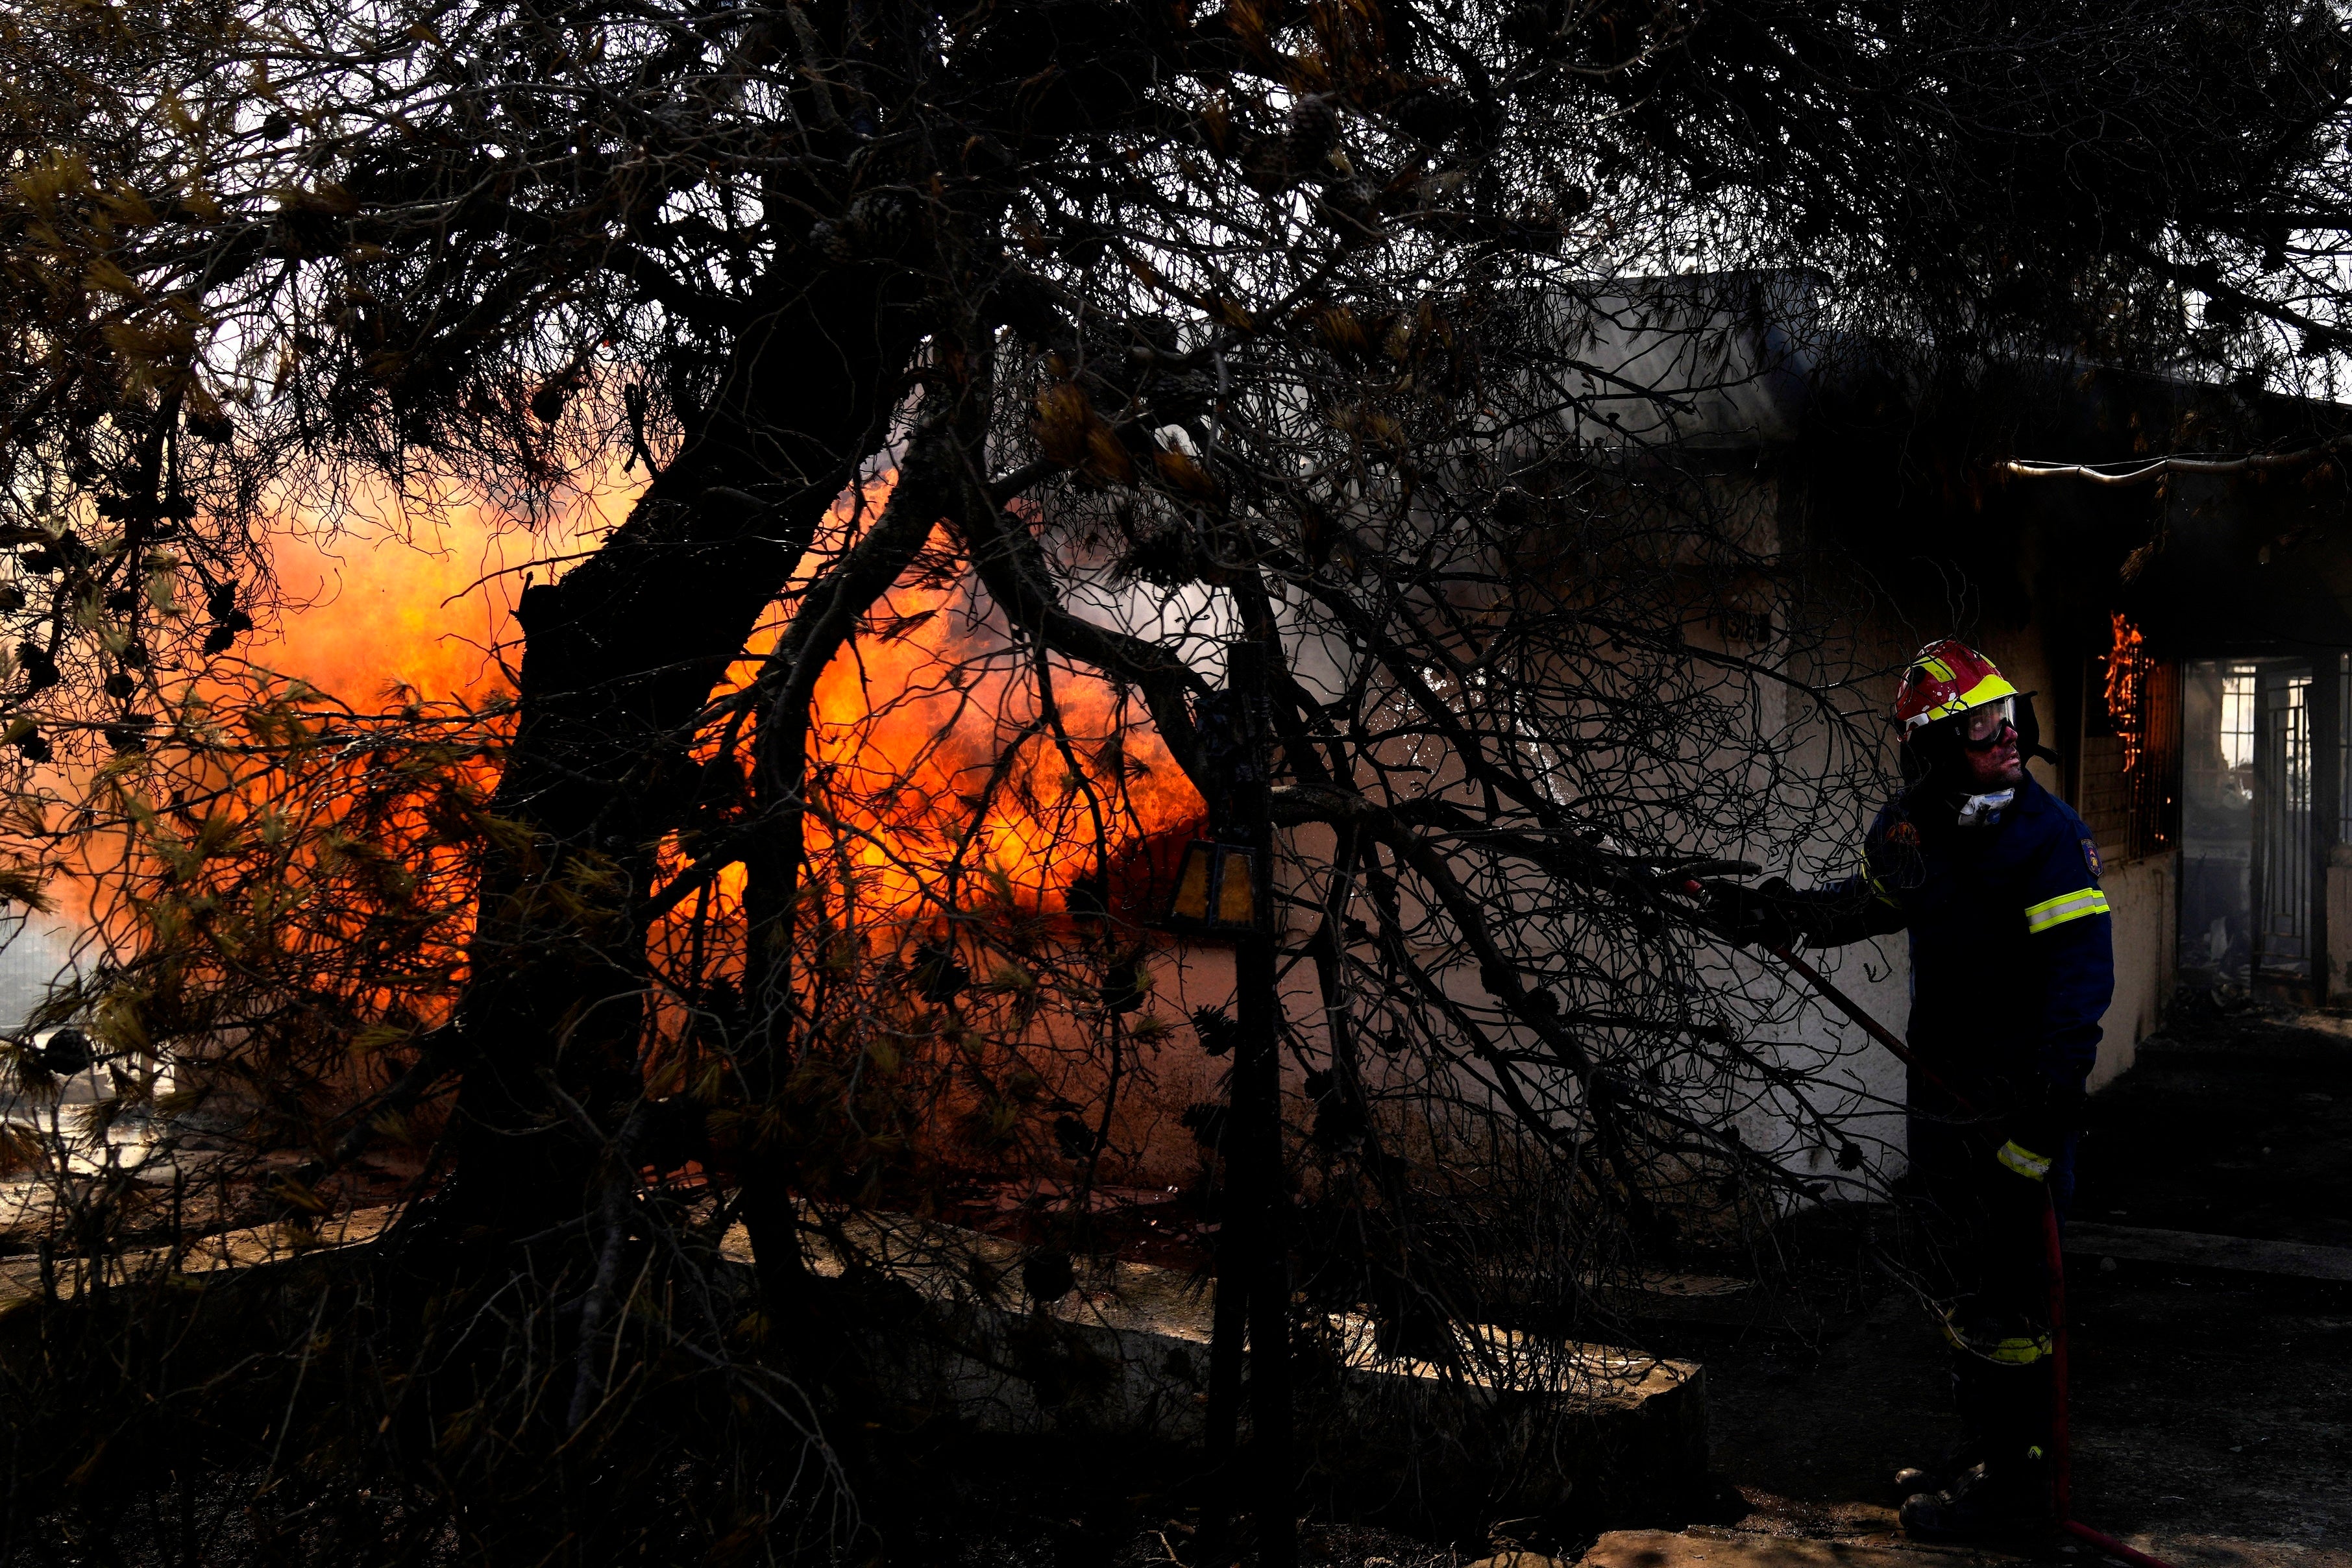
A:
1905,1072,2077,1490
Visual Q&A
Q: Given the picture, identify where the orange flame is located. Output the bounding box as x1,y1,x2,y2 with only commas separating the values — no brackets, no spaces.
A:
2105,611,2148,773
265,473,1203,926
260,486,617,703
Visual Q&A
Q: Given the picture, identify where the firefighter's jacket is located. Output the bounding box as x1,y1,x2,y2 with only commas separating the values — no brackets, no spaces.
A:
1793,773,2116,1097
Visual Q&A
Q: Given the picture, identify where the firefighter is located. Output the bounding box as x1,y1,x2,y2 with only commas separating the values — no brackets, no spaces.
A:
1709,639,2115,1540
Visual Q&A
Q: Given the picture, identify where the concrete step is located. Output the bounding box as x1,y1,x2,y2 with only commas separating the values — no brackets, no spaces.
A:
2063,1222,2352,1282
0,1204,393,1303
745,1208,1708,1528
1585,1525,2352,1568
1589,1269,1759,1323
1583,1528,2022,1568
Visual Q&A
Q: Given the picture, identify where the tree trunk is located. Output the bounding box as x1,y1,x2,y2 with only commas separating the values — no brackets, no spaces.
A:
429,269,920,1245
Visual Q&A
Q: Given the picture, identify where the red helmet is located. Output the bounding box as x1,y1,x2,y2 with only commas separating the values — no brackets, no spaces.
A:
1893,640,2020,731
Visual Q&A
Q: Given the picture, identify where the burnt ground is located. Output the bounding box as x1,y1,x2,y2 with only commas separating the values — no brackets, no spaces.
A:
901,1002,2352,1567
1672,1003,2352,1568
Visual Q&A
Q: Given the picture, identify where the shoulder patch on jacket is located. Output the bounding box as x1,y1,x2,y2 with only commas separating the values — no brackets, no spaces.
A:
1867,809,1926,892
2081,837,2102,881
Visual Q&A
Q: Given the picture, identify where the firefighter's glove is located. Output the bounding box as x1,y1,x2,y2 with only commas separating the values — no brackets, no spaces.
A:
1705,877,1806,951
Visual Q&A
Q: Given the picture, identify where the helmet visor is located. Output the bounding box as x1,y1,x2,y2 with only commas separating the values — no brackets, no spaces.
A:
1957,696,2016,748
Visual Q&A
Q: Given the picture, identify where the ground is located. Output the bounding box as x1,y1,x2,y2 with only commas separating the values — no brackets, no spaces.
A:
1636,1001,2352,1568
933,1000,2352,1568
7,999,2342,1567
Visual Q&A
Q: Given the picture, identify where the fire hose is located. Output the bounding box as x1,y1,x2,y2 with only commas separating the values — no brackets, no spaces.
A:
1671,877,2177,1567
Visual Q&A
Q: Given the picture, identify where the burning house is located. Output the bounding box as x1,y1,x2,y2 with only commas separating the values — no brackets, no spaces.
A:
1550,275,2352,1061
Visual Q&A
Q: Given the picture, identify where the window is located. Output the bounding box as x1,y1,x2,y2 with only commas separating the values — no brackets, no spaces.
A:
2222,667,2257,784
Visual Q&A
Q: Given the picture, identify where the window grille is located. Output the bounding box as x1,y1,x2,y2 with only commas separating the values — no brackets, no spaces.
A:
2338,654,2352,848
2255,672,2313,970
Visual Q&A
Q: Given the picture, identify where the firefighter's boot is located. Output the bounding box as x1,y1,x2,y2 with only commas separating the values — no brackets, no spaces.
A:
1899,1458,2050,1540
1901,1343,2053,1540
1890,1437,1981,1500
1891,1405,1987,1497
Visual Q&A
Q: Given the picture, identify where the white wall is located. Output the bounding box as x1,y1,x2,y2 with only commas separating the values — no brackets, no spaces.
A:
2089,850,2175,1092
2325,846,2352,1003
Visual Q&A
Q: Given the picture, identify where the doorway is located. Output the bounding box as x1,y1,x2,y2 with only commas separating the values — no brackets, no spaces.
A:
2181,658,2336,990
